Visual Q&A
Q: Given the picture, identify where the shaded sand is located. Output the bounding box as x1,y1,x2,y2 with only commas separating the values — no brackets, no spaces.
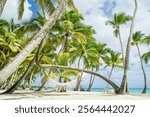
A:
0,90,150,100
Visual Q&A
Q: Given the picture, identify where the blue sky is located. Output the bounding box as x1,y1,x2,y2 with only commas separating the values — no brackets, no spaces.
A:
1,0,150,88
28,0,39,18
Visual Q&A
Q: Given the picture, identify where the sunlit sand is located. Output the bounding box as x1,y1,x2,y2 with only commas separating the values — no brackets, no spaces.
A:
0,90,150,100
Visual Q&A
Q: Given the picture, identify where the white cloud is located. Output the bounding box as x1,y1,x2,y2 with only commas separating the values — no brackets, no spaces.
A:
74,0,150,88
1,0,32,22
74,0,150,64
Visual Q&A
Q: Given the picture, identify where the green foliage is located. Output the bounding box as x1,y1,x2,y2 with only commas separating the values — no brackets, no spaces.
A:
17,0,26,20
62,70,81,81
106,12,132,37
132,31,145,44
103,50,123,68
62,20,74,32
142,51,150,63
41,74,57,84
57,52,70,66
35,0,55,16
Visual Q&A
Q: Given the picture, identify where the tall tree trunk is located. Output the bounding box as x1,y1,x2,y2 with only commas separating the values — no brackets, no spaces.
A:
104,66,114,92
117,0,138,94
0,0,7,16
118,29,129,93
118,29,125,65
61,32,69,92
38,64,119,93
87,76,96,91
0,0,69,86
136,44,147,93
87,68,97,91
87,74,94,91
74,53,83,91
1,58,36,94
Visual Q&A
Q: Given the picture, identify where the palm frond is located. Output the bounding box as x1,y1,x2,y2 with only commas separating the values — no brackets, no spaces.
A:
142,51,150,63
17,0,26,20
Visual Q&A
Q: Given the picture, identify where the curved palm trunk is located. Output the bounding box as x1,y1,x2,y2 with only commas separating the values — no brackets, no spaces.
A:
118,29,129,93
1,58,35,94
136,44,147,93
117,0,138,94
38,64,119,93
0,0,69,86
104,66,114,92
0,0,7,16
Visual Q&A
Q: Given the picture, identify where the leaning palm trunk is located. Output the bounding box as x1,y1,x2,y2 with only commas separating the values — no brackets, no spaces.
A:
117,0,138,94
136,44,147,93
38,64,119,93
0,0,69,86
0,0,7,16
1,57,36,94
104,66,114,92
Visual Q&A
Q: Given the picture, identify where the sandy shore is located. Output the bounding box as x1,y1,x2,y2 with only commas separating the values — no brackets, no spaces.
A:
0,90,150,100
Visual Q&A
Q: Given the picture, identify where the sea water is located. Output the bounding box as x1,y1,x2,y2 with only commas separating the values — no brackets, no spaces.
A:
47,87,150,94
91,88,150,94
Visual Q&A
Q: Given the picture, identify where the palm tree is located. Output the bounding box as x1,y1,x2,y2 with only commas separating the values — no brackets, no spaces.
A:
131,31,147,93
106,12,132,66
0,0,7,16
117,0,138,94
70,38,100,91
86,43,110,91
0,0,69,86
103,51,123,91
106,12,132,93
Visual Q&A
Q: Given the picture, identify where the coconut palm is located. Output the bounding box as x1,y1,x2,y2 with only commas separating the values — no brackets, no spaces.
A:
70,37,100,91
106,12,132,66
117,0,138,94
103,51,123,91
131,31,147,93
106,12,132,93
0,0,69,86
86,43,110,91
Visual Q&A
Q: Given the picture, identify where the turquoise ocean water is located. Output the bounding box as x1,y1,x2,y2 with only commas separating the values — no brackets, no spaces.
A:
47,87,150,94
91,88,150,94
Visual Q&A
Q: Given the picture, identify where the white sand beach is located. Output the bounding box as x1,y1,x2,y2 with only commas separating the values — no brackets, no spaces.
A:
0,90,150,100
